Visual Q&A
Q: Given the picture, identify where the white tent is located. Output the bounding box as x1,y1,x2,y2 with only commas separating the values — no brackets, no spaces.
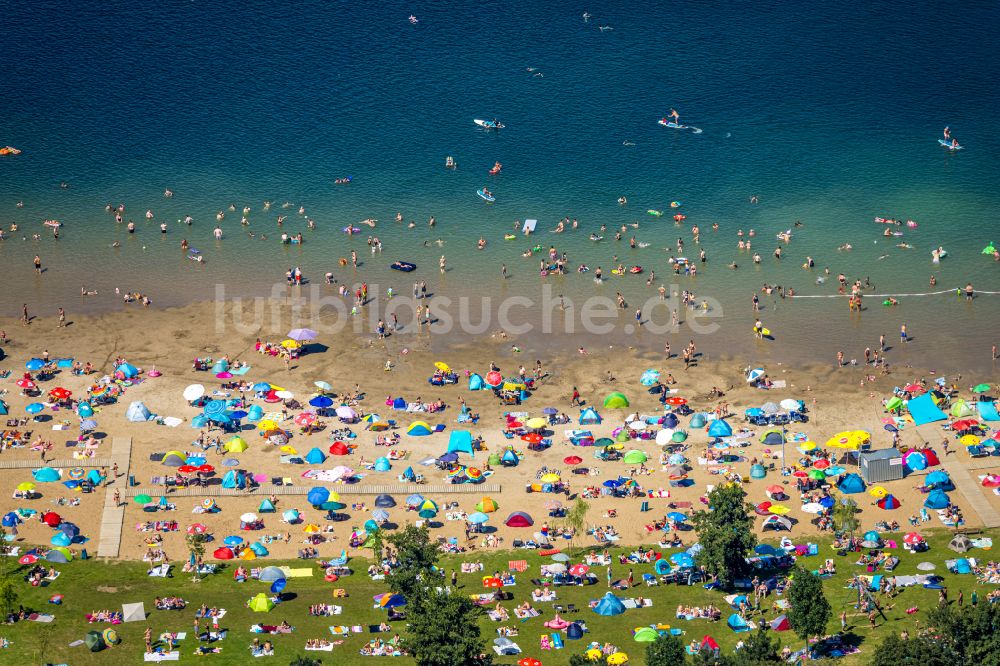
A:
122,601,146,622
125,401,152,422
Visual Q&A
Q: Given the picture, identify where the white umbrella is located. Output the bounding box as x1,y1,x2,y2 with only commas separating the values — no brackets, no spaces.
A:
916,562,936,571
627,420,646,431
550,553,570,562
240,512,258,523
275,390,294,400
801,503,825,514
336,406,357,419
746,368,765,383
183,384,205,402
655,429,675,445
547,563,567,573
314,381,332,391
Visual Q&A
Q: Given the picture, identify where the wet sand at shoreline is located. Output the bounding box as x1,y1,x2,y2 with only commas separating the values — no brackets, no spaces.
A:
1,300,998,562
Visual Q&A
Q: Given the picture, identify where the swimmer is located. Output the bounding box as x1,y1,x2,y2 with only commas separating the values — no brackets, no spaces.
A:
618,196,627,205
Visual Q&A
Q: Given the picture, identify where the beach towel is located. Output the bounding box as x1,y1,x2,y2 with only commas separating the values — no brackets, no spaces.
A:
305,644,335,651
329,626,349,636
278,567,314,577
508,560,528,572
162,417,183,428
29,614,55,622
145,652,180,662
907,393,948,426
231,365,251,376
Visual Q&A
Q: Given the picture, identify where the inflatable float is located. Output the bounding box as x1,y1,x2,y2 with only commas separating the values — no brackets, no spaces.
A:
390,261,417,272
647,209,663,217
670,201,681,208
334,177,352,184
504,234,516,240
477,189,495,202
43,220,62,228
342,226,361,234
0,146,21,156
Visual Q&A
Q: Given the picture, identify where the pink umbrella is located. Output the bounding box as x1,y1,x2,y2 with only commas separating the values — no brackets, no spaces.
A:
216,371,233,379
568,563,590,576
187,523,208,534
295,413,317,426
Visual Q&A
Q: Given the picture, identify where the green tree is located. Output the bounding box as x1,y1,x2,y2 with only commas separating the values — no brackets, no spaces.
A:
0,536,19,615
386,525,439,597
185,532,208,580
646,632,687,666
831,494,859,538
690,483,757,589
732,625,782,665
404,590,491,666
564,497,590,544
289,657,323,666
920,601,1000,665
367,527,385,562
868,634,956,666
786,567,831,650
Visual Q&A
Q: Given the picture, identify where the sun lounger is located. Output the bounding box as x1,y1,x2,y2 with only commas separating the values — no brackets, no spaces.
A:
305,644,335,651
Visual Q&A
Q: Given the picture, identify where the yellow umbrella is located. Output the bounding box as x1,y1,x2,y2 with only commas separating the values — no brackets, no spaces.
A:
960,434,980,446
869,486,888,499
798,441,817,451
768,504,790,515
586,648,604,661
502,382,525,392
607,653,629,665
434,361,451,373
239,549,257,560
16,482,35,492
281,339,301,349
303,524,321,533
525,417,547,430
826,430,869,449
280,445,298,455
540,473,561,483
328,491,341,503
258,420,278,431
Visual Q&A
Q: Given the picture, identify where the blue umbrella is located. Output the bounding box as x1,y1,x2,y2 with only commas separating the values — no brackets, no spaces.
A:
230,410,248,419
372,509,390,522
270,579,287,594
202,400,226,416
670,552,694,567
208,412,232,425
542,407,558,415
307,487,330,506
223,535,244,547
745,407,763,417
467,511,489,524
667,512,688,522
438,452,459,463
819,496,836,508
25,358,45,371
602,479,622,488
406,494,424,506
252,382,272,392
309,396,334,408
26,403,44,414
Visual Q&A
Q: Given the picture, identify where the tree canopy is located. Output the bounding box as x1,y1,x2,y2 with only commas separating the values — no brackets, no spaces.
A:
386,525,439,598
690,483,757,589
404,590,491,666
646,632,687,666
786,567,831,645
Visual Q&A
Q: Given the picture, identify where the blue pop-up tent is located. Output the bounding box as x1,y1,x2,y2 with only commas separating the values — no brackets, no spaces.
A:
907,392,948,426
593,592,625,616
838,473,865,494
448,430,474,456
579,408,602,425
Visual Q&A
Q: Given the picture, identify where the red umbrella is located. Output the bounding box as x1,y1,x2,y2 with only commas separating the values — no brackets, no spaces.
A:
177,465,197,474
295,412,317,426
197,464,215,474
563,455,583,465
765,485,784,495
18,554,38,565
792,470,808,478
486,371,503,386
264,390,282,403
42,512,62,527
755,501,772,515
903,532,924,545
665,396,688,406
187,523,208,534
16,378,35,389
518,658,541,666
952,419,980,431
506,420,523,429
903,383,924,393
521,433,543,444
568,563,590,576
49,387,72,400
812,459,831,470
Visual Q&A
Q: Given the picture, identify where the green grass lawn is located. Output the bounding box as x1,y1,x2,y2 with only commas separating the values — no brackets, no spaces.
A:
0,528,992,665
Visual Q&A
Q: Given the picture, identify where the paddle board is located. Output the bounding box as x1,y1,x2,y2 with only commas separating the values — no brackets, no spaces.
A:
658,120,688,129
647,209,662,216
938,139,962,150
474,119,504,129
753,327,771,336
477,189,495,202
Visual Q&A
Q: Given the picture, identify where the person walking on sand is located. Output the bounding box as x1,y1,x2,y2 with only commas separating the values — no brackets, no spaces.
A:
571,386,581,406
57,307,65,327
900,323,908,344
22,303,29,326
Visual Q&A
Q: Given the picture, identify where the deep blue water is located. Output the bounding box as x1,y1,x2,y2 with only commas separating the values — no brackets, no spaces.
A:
1,0,998,366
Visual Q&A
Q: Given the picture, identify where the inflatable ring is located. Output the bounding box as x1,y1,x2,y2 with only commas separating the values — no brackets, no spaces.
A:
324,573,337,582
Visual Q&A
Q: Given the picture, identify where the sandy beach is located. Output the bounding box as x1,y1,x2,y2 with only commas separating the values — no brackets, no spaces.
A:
2,299,997,564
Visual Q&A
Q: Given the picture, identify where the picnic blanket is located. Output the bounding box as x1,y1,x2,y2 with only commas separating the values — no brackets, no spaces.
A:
145,652,180,662
508,560,528,572
278,567,314,578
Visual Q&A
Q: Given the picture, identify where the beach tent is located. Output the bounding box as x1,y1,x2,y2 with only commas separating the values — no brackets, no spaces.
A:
654,559,672,575
759,429,785,445
162,451,186,467
749,464,767,479
46,547,72,563
567,622,584,640
579,408,602,425
0,400,7,416
662,413,680,429
907,392,948,425
222,470,246,489
259,566,285,582
838,473,866,494
407,421,433,436
328,441,350,456
374,457,391,472
603,392,629,409
951,400,974,418
727,614,752,632
391,397,407,410
949,534,972,553
258,498,276,513
374,494,396,508
448,430,474,455
924,489,950,509
707,419,733,438
701,636,720,652
500,449,519,466
769,614,791,632
125,401,151,422
634,627,659,642
505,511,534,527
468,373,484,390
593,592,626,616
121,601,146,623
116,362,139,378
304,447,326,464
33,467,61,483
761,515,792,531
224,436,248,453
248,593,274,613
689,413,708,429
925,470,953,490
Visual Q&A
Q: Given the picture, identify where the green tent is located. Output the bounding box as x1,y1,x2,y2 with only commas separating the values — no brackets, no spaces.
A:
248,592,275,613
603,392,630,409
951,400,974,417
623,450,648,464
671,430,688,443
633,627,659,642
886,396,903,411
487,453,501,466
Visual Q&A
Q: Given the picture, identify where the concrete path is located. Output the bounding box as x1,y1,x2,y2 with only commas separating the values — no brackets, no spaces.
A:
943,461,1000,528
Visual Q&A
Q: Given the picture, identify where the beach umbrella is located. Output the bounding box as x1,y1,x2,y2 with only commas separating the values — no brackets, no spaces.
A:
603,392,629,408
49,387,71,400
563,455,583,465
79,419,98,432
182,384,205,402
133,494,153,505
766,484,784,496
224,535,244,547
240,512,259,523
623,450,647,464
476,497,498,513
25,403,44,414
827,430,869,449
746,368,765,383
485,371,502,386
801,502,824,514
287,328,318,341
525,417,547,430
667,512,688,523
336,406,357,419
372,509,390,522
467,511,489,524
16,482,35,492
869,485,888,499
521,433,543,444
779,399,801,411
187,523,207,535
313,381,332,393
807,469,826,480
26,358,47,371
541,473,561,483
406,494,425,507
308,396,333,408
640,369,660,386
768,504,790,515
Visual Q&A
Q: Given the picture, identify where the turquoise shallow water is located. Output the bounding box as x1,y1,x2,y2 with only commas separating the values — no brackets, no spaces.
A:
0,1,998,369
